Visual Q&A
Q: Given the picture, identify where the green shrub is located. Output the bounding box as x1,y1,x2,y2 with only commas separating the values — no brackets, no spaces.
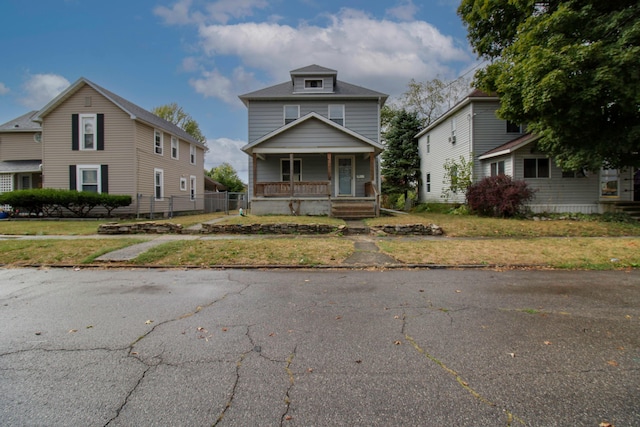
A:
0,189,131,217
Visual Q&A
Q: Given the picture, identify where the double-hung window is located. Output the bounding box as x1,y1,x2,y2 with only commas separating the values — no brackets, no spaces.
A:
329,105,344,126
171,136,179,159
77,165,100,193
281,158,302,182
491,161,505,176
190,145,196,165
523,158,550,178
284,105,299,125
426,173,431,193
154,130,163,155
154,168,164,200
80,114,96,150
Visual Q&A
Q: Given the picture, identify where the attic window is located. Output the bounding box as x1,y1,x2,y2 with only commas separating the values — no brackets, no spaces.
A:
304,79,323,89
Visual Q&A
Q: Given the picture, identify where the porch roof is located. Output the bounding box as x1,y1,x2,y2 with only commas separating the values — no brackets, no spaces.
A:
478,133,541,160
0,160,42,173
242,112,383,155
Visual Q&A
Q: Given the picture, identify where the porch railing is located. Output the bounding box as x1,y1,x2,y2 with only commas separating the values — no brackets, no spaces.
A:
255,181,331,197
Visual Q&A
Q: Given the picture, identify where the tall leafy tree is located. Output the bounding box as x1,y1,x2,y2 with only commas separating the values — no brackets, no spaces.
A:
152,103,207,145
381,109,422,202
459,0,640,170
207,162,245,192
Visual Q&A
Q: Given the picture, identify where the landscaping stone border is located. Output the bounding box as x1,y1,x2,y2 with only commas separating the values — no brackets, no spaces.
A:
97,222,444,236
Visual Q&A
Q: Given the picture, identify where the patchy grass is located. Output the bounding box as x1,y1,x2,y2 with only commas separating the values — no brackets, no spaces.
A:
216,214,345,226
377,237,640,269
0,238,146,266
132,237,354,266
367,212,640,237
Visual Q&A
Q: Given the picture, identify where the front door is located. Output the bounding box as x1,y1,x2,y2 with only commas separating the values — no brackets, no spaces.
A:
336,156,355,196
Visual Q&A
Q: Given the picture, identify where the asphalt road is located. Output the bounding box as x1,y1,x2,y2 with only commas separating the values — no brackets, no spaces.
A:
0,268,638,426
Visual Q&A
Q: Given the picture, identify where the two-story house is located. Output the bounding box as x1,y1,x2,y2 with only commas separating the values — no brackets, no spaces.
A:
417,89,639,214
0,111,43,194
239,65,388,218
23,77,208,217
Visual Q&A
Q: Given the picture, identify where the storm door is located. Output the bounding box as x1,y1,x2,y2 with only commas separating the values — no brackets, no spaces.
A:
335,156,355,196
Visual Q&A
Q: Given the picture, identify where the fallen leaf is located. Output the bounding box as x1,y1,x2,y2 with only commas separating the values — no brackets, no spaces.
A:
600,422,614,427
35,331,42,335
394,340,402,345
394,315,400,319
285,415,293,421
419,289,424,292
543,341,552,345
335,316,342,320
68,329,77,333
508,353,516,358
269,332,276,337
625,315,632,320
197,327,207,332
86,325,93,329
455,290,462,293
145,320,153,325
355,360,362,364
222,327,228,332
607,360,619,367
307,368,313,373
131,351,138,355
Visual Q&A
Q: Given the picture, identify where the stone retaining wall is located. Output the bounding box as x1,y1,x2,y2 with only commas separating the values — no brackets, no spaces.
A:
97,222,444,236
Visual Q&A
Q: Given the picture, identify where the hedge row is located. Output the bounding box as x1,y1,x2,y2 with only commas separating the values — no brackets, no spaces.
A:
0,189,132,218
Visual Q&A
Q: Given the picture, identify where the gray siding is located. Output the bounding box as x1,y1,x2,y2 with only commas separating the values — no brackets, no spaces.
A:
248,100,380,142
293,76,334,93
258,119,373,151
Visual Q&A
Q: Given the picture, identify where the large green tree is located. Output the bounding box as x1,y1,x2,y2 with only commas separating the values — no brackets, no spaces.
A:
152,103,207,145
459,0,640,170
381,109,422,202
207,162,245,192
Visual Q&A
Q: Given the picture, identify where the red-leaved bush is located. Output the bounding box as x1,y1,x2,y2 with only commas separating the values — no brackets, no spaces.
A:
465,175,536,217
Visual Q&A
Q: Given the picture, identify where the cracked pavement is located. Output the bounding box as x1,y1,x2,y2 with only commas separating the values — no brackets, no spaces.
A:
0,268,639,426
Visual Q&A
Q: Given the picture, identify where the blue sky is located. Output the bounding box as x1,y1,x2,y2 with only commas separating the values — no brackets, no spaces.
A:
0,0,478,182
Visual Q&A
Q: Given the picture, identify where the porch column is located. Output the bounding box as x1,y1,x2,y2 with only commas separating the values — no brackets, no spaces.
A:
252,152,257,197
327,153,332,197
290,153,294,197
369,154,375,183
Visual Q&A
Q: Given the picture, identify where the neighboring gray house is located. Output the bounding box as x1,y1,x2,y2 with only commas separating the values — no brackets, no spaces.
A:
0,78,207,217
239,65,388,218
417,89,639,214
0,111,43,194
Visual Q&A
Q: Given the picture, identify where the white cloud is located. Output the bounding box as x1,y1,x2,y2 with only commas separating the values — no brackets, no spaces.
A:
205,137,249,182
191,8,471,103
155,0,268,25
0,83,9,96
190,67,258,104
154,0,199,25
386,0,419,21
19,74,70,109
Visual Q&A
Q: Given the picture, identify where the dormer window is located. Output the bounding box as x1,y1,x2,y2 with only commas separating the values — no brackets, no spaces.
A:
304,79,323,89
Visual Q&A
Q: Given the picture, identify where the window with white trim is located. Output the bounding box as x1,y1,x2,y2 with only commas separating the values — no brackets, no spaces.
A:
190,175,196,200
154,168,164,200
523,158,549,178
154,130,163,155
78,165,100,193
80,114,96,150
490,161,505,176
304,79,323,89
284,105,300,124
190,144,196,165
329,105,344,126
281,158,302,182
180,177,187,191
171,136,179,159
426,173,431,193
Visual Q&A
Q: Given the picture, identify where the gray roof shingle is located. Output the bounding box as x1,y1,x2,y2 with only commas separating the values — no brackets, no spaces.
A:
0,111,41,132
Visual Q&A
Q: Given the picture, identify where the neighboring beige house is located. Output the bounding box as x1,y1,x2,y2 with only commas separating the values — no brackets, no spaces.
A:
239,65,388,218
417,89,640,215
18,77,208,216
0,111,43,194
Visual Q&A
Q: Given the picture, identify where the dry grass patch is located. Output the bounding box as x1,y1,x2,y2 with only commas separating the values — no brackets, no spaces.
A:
217,214,345,226
367,213,640,237
0,238,146,266
133,237,354,266
0,219,115,236
378,237,640,269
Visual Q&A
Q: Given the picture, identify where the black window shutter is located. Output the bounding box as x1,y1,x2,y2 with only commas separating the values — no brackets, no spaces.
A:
97,114,104,151
71,114,79,151
69,165,77,190
101,165,109,193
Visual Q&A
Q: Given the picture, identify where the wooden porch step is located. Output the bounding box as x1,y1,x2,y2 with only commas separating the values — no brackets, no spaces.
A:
613,202,640,221
331,201,376,220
